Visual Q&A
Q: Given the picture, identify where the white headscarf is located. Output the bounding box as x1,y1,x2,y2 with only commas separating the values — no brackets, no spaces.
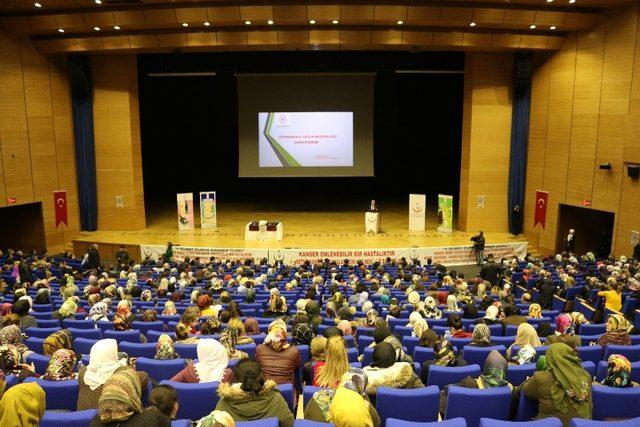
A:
194,339,229,383
84,339,125,390
407,311,422,327
446,295,460,312
484,305,499,321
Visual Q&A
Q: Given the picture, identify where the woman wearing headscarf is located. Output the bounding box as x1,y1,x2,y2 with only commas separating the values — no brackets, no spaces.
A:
357,291,370,306
43,349,77,381
506,323,542,359
90,368,171,426
363,342,423,403
522,342,593,427
292,322,314,346
215,359,294,427
43,329,73,356
220,327,249,360
406,311,422,329
446,295,461,313
197,410,236,427
89,302,110,323
412,317,429,339
0,344,35,381
372,325,412,363
155,334,180,360
599,354,638,388
52,298,77,320
11,299,37,331
423,296,442,319
227,318,254,345
596,314,632,346
364,309,379,328
438,350,512,415
77,339,149,411
304,368,381,427
420,339,468,384
198,294,216,317
243,318,260,336
546,313,581,349
162,300,178,316
114,300,135,331
337,319,353,336
314,336,349,388
170,339,232,383
0,325,30,357
255,319,301,387
475,305,500,325
469,324,496,347
528,303,543,319
305,301,322,333
0,382,45,426
140,289,152,302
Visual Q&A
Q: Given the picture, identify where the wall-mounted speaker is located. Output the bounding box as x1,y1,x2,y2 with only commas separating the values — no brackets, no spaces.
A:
628,164,640,179
599,163,612,170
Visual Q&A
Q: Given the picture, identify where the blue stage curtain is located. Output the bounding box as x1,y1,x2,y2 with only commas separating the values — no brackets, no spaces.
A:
508,53,532,235
68,55,98,231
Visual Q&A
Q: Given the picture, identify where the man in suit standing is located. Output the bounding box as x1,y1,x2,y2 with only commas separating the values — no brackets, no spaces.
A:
480,254,501,285
537,272,557,310
565,229,576,254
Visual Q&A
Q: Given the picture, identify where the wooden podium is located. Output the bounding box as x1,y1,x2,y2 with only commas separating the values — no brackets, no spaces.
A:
365,211,380,234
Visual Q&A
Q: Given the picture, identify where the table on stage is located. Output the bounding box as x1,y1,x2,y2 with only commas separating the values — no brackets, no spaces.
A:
365,211,380,234
245,220,283,241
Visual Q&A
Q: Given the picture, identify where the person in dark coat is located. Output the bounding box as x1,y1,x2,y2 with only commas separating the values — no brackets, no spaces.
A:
537,273,558,310
479,254,501,285
87,244,101,270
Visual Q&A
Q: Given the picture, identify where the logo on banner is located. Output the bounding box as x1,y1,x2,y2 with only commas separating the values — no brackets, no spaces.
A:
54,190,68,227
277,114,290,126
534,190,549,229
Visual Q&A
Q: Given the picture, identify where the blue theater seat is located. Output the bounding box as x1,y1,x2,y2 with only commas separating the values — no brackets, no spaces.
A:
444,385,512,427
159,380,220,420
376,385,440,425
570,417,640,427
427,364,481,390
303,385,326,407
236,418,280,427
137,357,187,382
23,377,78,411
103,329,142,344
276,383,294,413
119,341,158,358
387,418,468,427
462,346,506,367
294,421,334,427
592,384,640,420
67,327,102,340
603,344,640,362
40,409,98,427
25,327,60,339
26,352,50,375
25,337,45,354
175,343,198,359
480,418,562,427
73,337,99,355
62,319,95,329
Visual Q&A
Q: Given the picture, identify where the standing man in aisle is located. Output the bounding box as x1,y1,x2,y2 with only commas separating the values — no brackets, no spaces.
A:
471,231,485,265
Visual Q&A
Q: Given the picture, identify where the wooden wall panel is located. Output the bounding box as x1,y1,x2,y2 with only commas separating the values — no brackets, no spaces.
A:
91,55,146,231
0,32,79,251
525,4,640,257
523,55,551,249
565,28,604,207
539,36,576,252
459,53,513,233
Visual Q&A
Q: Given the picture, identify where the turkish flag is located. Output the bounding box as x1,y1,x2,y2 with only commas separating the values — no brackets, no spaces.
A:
534,190,549,229
54,190,68,227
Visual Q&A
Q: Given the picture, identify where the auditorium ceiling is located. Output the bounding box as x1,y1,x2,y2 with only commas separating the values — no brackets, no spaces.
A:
0,1,635,54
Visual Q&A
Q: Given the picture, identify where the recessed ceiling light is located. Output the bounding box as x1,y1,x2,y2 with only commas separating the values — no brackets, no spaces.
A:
309,19,316,25
93,26,100,31
547,0,554,3
550,26,557,30
114,25,120,30
245,20,251,25
569,0,576,3
267,19,274,25
204,21,210,26
469,22,477,27
530,24,537,29
332,20,339,24
397,20,404,25
95,0,101,4
57,28,64,33
182,22,189,27
34,2,42,7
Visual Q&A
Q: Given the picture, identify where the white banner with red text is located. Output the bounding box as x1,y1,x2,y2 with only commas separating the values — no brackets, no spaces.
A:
141,242,527,266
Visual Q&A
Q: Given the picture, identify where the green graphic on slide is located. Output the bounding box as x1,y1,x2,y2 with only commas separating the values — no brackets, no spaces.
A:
263,113,301,167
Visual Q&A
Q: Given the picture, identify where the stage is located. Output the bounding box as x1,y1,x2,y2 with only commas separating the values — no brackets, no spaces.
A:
74,200,526,251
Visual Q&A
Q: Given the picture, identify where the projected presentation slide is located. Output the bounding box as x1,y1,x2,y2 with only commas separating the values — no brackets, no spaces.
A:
258,112,353,167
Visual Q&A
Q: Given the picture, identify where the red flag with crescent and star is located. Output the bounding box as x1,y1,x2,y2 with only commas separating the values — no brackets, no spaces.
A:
54,190,68,227
534,190,548,229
